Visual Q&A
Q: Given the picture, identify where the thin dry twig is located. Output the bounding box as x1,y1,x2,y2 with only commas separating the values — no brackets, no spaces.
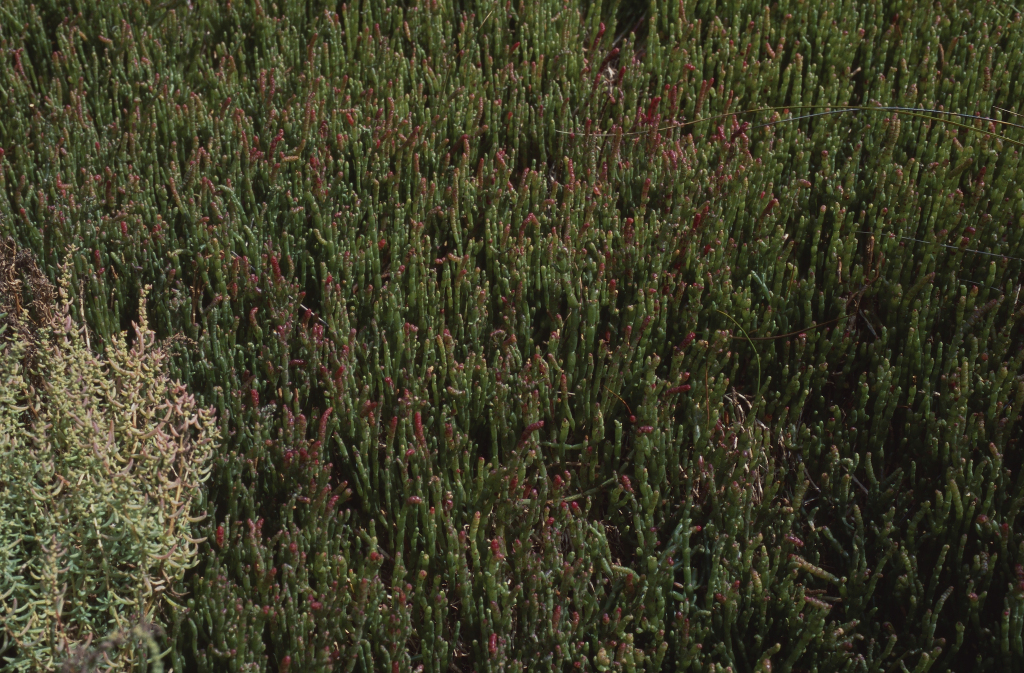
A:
554,104,1024,147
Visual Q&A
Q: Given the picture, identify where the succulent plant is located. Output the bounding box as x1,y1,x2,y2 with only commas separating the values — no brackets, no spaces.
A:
0,240,216,672
0,0,1022,671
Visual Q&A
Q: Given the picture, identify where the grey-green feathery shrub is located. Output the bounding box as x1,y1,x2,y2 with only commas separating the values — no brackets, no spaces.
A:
0,241,217,672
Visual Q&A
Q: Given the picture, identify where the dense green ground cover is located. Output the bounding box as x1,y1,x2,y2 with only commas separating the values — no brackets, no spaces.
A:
1,0,1024,671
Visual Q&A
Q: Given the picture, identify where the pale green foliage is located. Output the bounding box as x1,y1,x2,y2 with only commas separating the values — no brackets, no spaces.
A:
0,252,218,672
